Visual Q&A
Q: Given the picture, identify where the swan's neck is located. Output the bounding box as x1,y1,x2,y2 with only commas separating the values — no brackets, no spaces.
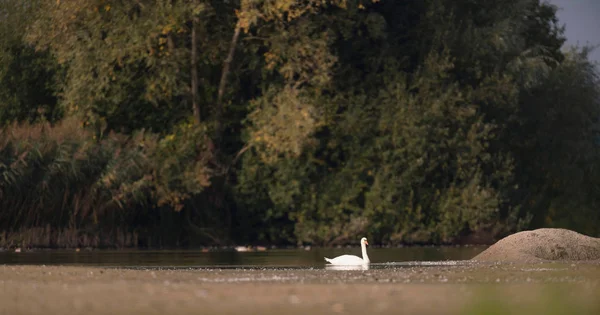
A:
361,243,370,263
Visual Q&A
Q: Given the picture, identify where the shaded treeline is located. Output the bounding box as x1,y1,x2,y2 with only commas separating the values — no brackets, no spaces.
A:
0,0,599,248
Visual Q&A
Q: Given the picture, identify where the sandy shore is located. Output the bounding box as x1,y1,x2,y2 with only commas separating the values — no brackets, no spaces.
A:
473,228,600,263
3,228,600,314
1,263,599,315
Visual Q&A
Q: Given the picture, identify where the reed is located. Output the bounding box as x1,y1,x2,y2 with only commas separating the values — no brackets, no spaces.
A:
0,118,216,248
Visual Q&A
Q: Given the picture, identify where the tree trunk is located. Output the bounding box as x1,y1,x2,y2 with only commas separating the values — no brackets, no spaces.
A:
191,16,200,124
214,21,242,137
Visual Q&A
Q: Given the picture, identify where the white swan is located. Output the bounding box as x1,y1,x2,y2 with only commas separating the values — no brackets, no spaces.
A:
324,237,370,266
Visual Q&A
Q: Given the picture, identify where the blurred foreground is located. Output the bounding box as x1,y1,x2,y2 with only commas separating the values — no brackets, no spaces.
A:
1,263,599,315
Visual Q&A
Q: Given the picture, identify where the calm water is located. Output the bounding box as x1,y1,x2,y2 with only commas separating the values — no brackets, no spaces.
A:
0,246,486,268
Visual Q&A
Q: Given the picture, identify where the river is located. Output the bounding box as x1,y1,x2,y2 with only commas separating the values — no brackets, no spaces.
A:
0,246,486,267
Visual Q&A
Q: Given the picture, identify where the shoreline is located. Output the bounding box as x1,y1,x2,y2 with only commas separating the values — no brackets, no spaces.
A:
2,264,599,315
0,243,488,253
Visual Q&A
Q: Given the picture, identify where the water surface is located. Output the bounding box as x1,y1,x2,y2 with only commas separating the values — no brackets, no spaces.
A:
0,246,486,268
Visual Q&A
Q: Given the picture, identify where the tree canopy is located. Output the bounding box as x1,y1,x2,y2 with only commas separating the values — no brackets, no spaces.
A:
0,0,599,247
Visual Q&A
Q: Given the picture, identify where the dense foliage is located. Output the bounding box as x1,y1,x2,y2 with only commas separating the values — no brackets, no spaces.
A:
0,0,598,247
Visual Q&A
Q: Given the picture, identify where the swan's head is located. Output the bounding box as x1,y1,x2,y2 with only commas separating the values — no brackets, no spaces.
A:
360,237,369,246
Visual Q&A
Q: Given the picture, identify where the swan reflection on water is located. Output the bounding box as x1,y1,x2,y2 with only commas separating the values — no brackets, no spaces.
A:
325,264,369,271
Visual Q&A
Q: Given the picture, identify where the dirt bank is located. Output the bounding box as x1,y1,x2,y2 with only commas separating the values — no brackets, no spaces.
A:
1,264,600,315
472,228,600,263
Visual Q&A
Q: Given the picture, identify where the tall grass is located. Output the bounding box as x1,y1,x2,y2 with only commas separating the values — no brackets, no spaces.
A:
0,118,215,248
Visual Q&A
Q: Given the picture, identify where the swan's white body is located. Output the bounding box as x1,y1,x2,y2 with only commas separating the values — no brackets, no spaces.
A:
324,237,370,266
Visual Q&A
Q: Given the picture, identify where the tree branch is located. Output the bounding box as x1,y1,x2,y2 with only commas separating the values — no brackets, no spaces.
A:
191,15,200,124
214,21,242,137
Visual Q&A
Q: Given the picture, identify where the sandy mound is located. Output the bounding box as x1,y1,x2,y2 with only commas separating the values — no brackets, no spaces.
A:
472,228,600,263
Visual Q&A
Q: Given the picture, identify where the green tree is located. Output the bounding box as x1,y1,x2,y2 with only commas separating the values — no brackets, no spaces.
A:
27,0,218,133
2,0,599,248
510,47,600,234
0,0,62,125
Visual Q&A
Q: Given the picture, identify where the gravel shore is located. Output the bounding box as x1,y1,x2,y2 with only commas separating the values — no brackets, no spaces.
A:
1,263,599,315
473,228,600,263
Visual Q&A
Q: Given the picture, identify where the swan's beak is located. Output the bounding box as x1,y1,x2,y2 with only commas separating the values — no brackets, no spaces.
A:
365,240,369,246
